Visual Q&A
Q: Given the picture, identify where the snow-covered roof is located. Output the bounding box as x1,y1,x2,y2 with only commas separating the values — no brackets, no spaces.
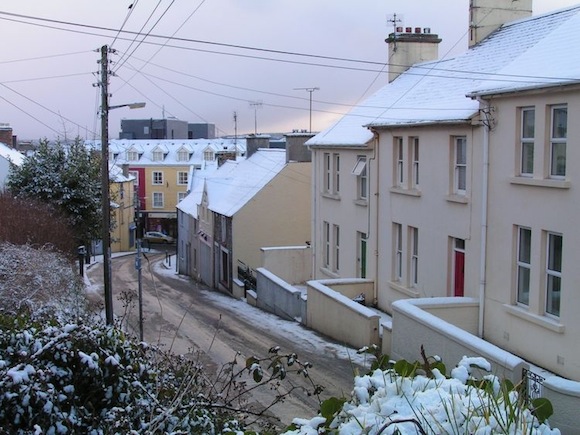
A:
85,138,247,166
179,149,287,218
176,162,220,218
308,5,580,146
0,142,25,166
109,164,136,183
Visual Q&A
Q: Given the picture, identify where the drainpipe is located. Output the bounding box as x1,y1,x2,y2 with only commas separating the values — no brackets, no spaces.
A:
311,146,317,279
478,101,491,338
370,132,379,305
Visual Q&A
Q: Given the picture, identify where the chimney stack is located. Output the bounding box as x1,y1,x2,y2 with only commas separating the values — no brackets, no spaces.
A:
386,27,441,83
469,0,532,47
245,134,270,158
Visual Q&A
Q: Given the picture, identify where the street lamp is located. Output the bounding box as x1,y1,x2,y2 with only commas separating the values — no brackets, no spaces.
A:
294,87,319,132
100,45,146,326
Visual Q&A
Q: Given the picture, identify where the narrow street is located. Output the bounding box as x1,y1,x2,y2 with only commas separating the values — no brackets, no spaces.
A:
85,250,367,429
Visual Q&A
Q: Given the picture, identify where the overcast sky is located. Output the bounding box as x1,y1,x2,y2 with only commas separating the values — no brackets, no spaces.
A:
0,0,578,141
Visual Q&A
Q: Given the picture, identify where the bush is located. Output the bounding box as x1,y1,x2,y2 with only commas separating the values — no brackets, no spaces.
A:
284,346,558,435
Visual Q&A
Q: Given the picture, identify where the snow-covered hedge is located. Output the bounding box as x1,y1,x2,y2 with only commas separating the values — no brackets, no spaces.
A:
284,352,559,435
0,316,247,434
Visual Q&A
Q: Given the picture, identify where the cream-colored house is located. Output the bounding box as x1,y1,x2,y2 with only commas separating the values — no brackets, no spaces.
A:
86,138,246,238
307,0,580,402
109,165,136,253
178,136,312,298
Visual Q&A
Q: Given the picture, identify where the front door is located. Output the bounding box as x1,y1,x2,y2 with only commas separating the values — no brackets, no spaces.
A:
453,239,465,297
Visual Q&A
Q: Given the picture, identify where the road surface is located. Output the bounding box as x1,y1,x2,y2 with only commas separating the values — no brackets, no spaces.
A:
86,250,368,429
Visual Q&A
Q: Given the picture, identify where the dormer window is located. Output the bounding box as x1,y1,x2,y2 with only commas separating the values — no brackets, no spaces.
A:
152,150,164,161
127,150,139,161
177,149,190,162
204,150,214,161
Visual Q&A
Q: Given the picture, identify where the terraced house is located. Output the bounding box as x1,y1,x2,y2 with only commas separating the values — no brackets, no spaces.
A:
86,138,246,238
299,1,580,431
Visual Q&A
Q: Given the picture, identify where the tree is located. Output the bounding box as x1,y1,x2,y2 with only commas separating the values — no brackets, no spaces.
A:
0,192,77,256
7,138,102,245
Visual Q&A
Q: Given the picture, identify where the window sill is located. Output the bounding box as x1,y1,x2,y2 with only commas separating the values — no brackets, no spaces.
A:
446,194,469,204
503,304,565,333
319,267,340,279
321,192,341,201
390,187,422,197
353,199,368,207
389,281,420,298
509,177,571,189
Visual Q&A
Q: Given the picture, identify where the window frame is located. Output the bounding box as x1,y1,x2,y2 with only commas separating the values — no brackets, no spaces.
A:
323,221,330,268
353,156,368,200
516,226,532,306
410,226,419,287
177,150,190,162
333,224,340,272
549,105,567,179
520,107,535,177
394,223,403,282
411,137,420,188
395,137,404,187
453,136,467,195
545,232,562,318
152,171,164,185
152,192,164,208
177,171,189,186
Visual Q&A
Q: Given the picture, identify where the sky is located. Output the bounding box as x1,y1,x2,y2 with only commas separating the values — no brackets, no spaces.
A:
0,0,578,142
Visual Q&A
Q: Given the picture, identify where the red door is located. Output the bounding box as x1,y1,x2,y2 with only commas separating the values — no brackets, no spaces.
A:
454,250,465,297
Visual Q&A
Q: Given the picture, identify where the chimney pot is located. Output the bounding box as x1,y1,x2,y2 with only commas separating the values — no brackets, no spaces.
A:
405,27,412,33
415,27,421,33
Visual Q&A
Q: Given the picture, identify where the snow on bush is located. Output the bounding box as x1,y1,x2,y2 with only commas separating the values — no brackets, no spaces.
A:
0,242,86,318
0,316,248,434
284,352,559,435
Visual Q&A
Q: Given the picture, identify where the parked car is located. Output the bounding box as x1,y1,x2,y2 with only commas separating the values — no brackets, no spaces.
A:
143,231,174,244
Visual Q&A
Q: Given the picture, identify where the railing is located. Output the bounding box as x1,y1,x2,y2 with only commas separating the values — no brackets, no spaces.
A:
237,260,257,292
522,367,545,402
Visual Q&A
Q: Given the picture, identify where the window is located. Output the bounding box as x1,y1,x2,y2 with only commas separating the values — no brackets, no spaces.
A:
546,232,562,317
178,192,187,202
177,171,188,185
395,137,404,187
333,154,340,194
520,108,535,176
153,192,164,208
322,152,340,195
127,150,139,161
516,227,531,305
411,137,419,188
204,150,214,161
550,105,567,178
352,156,368,200
323,221,330,268
177,149,190,162
333,224,340,272
394,223,402,282
453,136,467,194
453,238,465,297
144,126,149,135
152,150,164,161
410,227,419,287
152,171,163,185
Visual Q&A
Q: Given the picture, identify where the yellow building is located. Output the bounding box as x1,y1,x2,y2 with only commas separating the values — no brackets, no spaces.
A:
110,165,136,253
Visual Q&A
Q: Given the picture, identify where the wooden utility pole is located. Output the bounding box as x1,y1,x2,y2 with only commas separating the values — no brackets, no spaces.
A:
100,44,114,325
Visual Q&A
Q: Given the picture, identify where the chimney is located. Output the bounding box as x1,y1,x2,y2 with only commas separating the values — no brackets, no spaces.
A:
469,0,532,47
245,134,270,158
0,124,13,148
285,131,314,163
386,27,441,83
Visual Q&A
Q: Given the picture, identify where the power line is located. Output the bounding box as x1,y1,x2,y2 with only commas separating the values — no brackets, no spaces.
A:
0,94,60,135
0,50,91,65
110,0,140,49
